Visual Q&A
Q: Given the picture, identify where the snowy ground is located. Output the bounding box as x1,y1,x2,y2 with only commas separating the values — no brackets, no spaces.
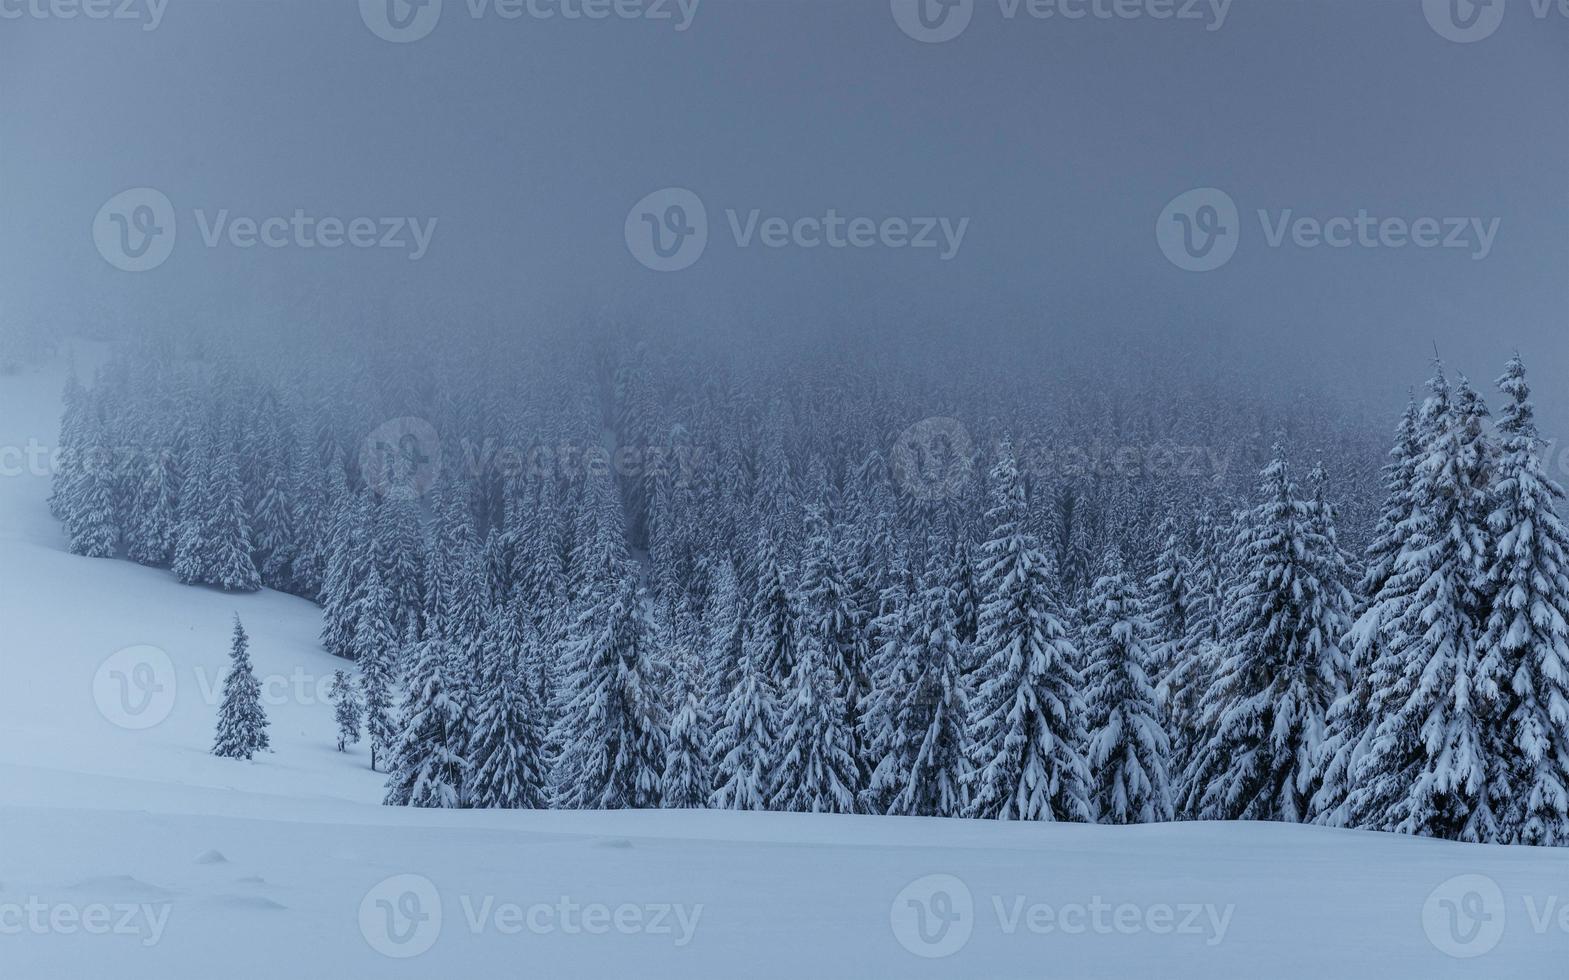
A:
3,349,1567,978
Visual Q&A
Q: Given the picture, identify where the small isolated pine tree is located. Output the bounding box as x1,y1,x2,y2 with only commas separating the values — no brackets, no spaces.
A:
963,441,1092,822
212,617,270,760
1085,549,1172,824
329,669,363,752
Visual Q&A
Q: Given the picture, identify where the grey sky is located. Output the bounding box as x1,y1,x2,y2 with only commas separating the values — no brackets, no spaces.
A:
2,0,1565,437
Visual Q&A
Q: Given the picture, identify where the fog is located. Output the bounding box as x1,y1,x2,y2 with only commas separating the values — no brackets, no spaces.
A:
2,0,1565,438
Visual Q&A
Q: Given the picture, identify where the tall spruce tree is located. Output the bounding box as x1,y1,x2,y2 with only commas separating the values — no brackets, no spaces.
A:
1086,548,1172,824
467,603,550,809
963,441,1092,822
770,627,859,814
552,574,666,809
1481,354,1569,845
1179,446,1346,823
1349,368,1504,841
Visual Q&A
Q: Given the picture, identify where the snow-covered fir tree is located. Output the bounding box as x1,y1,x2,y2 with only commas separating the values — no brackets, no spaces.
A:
708,639,778,811
886,552,970,818
552,573,666,809
963,441,1092,823
329,669,362,752
1085,548,1172,824
1348,368,1505,841
1180,446,1347,822
466,602,550,809
384,627,468,808
770,627,859,814
1479,354,1569,845
212,616,270,760
660,651,712,809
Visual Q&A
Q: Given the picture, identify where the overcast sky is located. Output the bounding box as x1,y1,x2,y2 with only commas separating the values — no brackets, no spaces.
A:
2,0,1565,438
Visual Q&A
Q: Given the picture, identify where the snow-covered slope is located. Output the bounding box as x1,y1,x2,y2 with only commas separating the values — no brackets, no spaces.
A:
2,350,1566,979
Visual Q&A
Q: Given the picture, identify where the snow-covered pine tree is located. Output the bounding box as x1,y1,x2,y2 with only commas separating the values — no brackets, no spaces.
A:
963,440,1092,822
798,503,868,794
212,616,270,760
1348,367,1505,841
770,625,859,814
1144,517,1200,771
466,602,550,809
354,563,400,771
859,556,921,813
1085,547,1172,824
202,441,262,591
127,444,180,567
383,627,468,808
63,410,120,559
746,530,800,684
1313,403,1426,827
1480,354,1569,845
329,669,363,752
887,552,970,818
702,558,746,708
660,657,712,809
552,573,666,809
1179,445,1345,823
708,638,778,811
